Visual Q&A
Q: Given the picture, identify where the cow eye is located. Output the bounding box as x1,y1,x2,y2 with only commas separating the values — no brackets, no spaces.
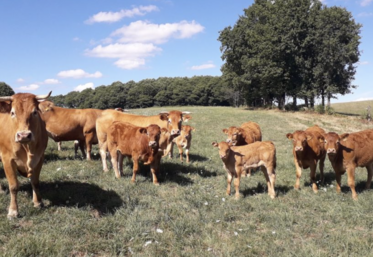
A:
11,111,15,117
168,119,171,124
33,110,38,115
324,140,327,143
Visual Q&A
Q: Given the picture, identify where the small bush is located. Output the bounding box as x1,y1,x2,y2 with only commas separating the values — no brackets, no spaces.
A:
325,106,335,115
315,104,325,114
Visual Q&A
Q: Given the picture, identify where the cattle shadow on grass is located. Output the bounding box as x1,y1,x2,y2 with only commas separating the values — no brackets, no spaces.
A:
241,183,292,197
170,153,209,162
19,181,123,215
303,171,335,188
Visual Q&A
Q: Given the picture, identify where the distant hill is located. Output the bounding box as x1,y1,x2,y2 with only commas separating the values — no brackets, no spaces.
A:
331,100,373,116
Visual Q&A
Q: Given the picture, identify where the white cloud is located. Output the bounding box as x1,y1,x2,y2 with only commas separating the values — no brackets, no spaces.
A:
18,84,39,91
112,20,204,44
44,79,61,84
57,69,103,79
74,82,94,92
85,43,162,69
85,5,159,24
190,62,216,70
358,61,369,65
16,78,25,83
361,0,373,6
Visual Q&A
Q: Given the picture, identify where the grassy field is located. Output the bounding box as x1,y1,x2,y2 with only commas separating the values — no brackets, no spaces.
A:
1,107,373,256
331,99,373,116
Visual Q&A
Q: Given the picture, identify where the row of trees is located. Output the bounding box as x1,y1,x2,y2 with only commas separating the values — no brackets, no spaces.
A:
49,76,237,109
218,0,361,109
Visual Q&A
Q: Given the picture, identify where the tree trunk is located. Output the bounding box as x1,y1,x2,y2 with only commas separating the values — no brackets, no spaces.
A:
293,96,297,109
304,97,309,108
327,93,331,108
321,89,325,109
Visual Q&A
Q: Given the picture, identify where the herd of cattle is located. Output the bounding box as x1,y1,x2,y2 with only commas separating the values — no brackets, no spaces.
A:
0,92,372,219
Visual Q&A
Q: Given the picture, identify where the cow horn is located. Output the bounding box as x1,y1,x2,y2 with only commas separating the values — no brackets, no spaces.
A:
182,111,191,114
35,91,52,101
0,96,13,102
159,111,169,114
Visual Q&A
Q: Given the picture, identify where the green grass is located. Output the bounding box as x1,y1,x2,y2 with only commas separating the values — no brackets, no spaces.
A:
331,100,373,116
1,107,373,256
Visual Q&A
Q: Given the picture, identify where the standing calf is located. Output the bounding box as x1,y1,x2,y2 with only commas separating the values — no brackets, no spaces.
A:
212,141,276,199
107,122,162,185
171,125,195,163
286,125,326,192
324,130,373,199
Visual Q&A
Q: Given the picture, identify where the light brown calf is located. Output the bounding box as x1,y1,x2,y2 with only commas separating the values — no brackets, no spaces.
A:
0,92,51,218
107,122,163,184
222,121,262,146
286,125,326,192
171,125,195,163
212,141,276,199
324,130,373,199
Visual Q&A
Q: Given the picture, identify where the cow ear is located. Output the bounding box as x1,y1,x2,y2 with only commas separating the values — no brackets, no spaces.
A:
159,113,169,121
306,134,313,141
237,128,244,135
339,133,349,141
211,141,218,147
222,129,228,134
139,128,147,134
183,114,192,122
0,101,11,113
318,135,325,143
161,128,168,134
191,126,196,132
286,133,293,139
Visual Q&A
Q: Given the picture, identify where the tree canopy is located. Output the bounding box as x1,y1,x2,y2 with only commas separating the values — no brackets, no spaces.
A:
218,0,361,109
0,82,15,96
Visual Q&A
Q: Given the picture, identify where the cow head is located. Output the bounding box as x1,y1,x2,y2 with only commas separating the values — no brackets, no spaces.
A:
38,100,55,113
286,130,313,152
139,124,161,149
222,126,243,146
174,125,195,148
159,111,192,136
0,92,51,144
212,141,231,160
323,132,348,155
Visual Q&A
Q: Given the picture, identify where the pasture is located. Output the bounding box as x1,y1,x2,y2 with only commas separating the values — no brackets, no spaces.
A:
1,106,373,256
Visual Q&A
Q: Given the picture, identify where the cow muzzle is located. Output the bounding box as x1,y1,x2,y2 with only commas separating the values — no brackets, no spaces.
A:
171,129,180,136
15,130,33,143
149,141,158,148
295,146,303,152
327,148,336,154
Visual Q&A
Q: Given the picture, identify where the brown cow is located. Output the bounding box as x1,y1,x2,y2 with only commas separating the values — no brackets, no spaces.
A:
107,122,163,184
286,125,326,192
324,130,373,199
0,92,51,218
96,110,191,172
222,121,262,146
171,125,195,163
38,101,103,160
212,141,276,199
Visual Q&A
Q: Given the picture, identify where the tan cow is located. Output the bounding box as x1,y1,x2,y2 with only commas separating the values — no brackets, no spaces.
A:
286,125,326,192
107,122,163,184
0,92,51,218
171,125,195,163
96,110,191,172
38,101,103,160
222,121,262,146
212,141,276,199
324,130,373,199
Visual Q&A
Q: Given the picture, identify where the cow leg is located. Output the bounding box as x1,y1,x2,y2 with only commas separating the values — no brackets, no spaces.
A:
293,157,302,190
85,134,95,161
226,172,233,196
233,167,242,199
346,166,357,200
177,144,183,162
168,142,174,159
310,161,318,193
99,141,109,172
118,152,124,176
150,157,161,186
57,141,62,151
319,155,325,185
335,171,342,193
3,161,19,218
131,156,140,183
185,148,190,163
30,159,44,208
365,164,373,190
262,165,276,199
109,149,121,179
77,140,86,159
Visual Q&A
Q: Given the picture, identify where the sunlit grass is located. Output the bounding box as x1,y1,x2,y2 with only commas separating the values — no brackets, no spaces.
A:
1,106,373,256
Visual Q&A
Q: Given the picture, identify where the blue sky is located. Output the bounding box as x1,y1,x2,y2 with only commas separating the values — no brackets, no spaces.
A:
0,0,372,103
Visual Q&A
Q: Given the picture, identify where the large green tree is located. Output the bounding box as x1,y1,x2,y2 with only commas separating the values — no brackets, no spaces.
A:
0,82,15,96
218,0,361,109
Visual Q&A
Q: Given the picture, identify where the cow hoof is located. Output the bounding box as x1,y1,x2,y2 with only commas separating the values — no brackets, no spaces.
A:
7,210,19,220
34,202,44,208
153,182,160,186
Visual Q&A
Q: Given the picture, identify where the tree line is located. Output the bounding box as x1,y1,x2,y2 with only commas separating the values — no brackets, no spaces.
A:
218,0,361,110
